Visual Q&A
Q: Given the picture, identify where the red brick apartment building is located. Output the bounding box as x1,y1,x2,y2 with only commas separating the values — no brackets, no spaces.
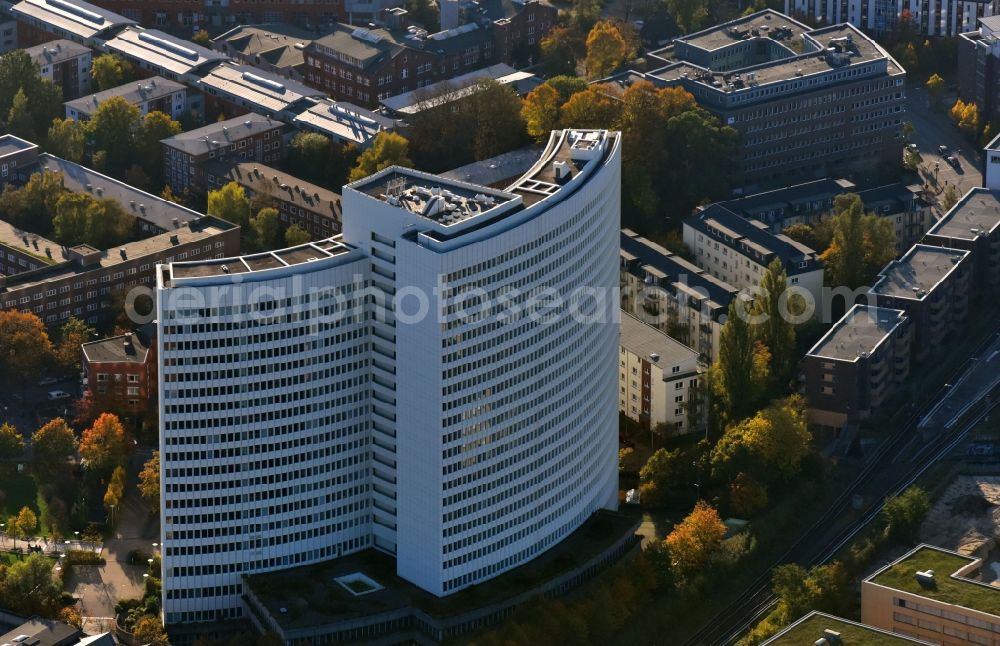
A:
81,327,156,415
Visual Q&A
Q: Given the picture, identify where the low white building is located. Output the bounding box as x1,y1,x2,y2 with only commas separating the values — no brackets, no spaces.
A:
619,312,703,436
25,39,91,98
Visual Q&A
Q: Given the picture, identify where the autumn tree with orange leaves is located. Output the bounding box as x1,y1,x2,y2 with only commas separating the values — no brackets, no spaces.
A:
665,500,727,580
79,412,130,475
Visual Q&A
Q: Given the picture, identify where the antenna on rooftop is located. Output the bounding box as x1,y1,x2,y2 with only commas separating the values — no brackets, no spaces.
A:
385,176,406,198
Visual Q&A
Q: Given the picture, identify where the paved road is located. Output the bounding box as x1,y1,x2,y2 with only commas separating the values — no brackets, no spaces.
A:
907,87,981,205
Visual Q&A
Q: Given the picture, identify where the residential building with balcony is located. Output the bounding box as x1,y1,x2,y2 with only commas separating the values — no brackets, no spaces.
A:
959,17,1000,128
0,2,17,54
25,39,92,98
64,75,191,121
802,304,910,431
196,62,325,121
101,26,228,83
869,244,971,361
763,611,933,645
923,187,1000,291
160,113,284,197
156,129,621,623
620,229,737,362
81,326,155,415
863,544,1000,645
10,0,136,47
616,11,906,190
203,161,342,238
619,312,703,435
683,204,825,310
717,178,933,254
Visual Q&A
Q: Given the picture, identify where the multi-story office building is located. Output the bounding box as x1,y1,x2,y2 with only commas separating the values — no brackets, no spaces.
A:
802,304,910,431
24,39,92,98
196,62,325,122
619,229,737,362
81,327,156,415
924,187,1000,290
619,312,703,435
10,0,136,47
764,611,933,645
156,129,621,622
625,11,906,189
0,1,17,54
160,113,284,197
210,24,316,82
81,0,344,33
720,178,933,254
869,244,971,360
303,3,555,108
64,75,190,121
959,17,1000,129
102,26,228,83
684,204,825,307
204,161,343,239
863,544,1000,645
786,0,992,36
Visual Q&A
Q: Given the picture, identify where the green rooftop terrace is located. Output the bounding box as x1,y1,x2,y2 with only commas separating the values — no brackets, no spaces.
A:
869,545,1000,616
765,612,929,645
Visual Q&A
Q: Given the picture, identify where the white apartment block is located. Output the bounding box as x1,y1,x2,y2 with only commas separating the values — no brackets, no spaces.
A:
619,312,703,436
156,129,622,623
785,0,992,35
24,39,92,98
684,205,825,312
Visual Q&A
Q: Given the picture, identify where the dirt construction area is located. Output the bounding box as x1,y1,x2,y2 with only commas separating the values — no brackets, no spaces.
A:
921,475,1000,556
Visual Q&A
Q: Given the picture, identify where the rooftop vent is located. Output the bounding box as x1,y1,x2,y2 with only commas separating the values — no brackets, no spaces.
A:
916,569,935,587
553,160,570,180
649,352,660,362
119,248,127,260
221,264,230,274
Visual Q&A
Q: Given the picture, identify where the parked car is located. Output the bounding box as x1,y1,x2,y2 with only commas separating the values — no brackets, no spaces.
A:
46,390,71,401
938,145,948,156
947,155,961,169
37,376,59,386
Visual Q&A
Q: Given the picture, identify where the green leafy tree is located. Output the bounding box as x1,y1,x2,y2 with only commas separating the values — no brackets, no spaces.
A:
86,96,141,176
0,553,64,616
667,0,708,32
286,132,333,186
54,317,94,375
941,183,960,211
7,88,35,141
405,0,440,31
46,118,85,162
350,132,413,181
717,298,769,421
137,111,182,184
821,194,896,289
882,486,930,544
547,75,588,103
0,50,62,135
585,21,627,79
754,258,797,377
284,224,312,246
31,418,76,468
207,181,252,229
711,395,811,484
0,169,64,231
729,472,768,516
638,448,681,507
91,53,133,91
0,422,23,460
131,616,169,646
251,207,281,251
0,311,55,391
52,193,134,248
540,25,584,77
472,80,528,159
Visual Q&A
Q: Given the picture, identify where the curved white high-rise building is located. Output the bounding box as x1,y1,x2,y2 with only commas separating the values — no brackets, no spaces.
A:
157,129,621,622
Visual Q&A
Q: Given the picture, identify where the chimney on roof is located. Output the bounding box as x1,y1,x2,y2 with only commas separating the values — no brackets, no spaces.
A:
123,334,135,355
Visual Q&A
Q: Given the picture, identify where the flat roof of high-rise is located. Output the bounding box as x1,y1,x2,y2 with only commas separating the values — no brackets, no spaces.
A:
620,312,700,368
676,8,809,52
807,304,906,361
870,244,970,300
0,134,38,158
164,237,353,285
927,187,1000,241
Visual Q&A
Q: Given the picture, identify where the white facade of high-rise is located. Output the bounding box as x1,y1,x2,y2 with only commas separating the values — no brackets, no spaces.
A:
784,0,993,35
157,129,622,622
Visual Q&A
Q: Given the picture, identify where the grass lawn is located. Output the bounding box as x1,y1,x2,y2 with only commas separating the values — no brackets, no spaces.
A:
870,546,1000,615
0,470,39,521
